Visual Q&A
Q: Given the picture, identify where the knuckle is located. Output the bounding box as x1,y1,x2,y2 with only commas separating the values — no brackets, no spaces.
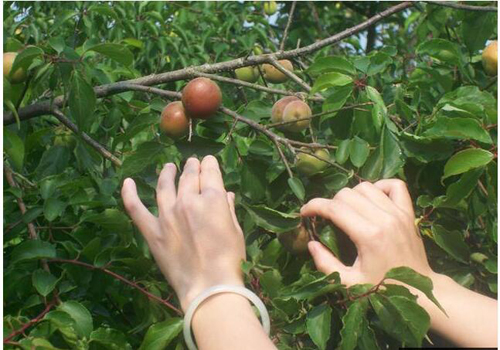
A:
335,188,351,200
355,181,372,191
203,187,225,198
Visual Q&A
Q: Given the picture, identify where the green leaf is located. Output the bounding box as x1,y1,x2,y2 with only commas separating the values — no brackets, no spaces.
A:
139,318,183,350
384,267,445,314
35,146,71,180
369,294,429,347
69,73,96,132
442,148,494,180
349,137,370,168
11,46,44,75
336,139,350,165
4,129,25,171
58,301,93,338
417,38,461,65
88,4,119,20
444,168,484,206
90,328,132,350
43,198,67,222
423,116,492,144
311,72,353,94
260,269,283,298
11,240,56,264
86,43,134,66
32,269,58,297
432,225,470,263
242,204,299,233
122,142,168,176
85,209,132,234
288,177,305,201
308,56,356,76
461,12,496,52
306,304,332,350
339,301,366,350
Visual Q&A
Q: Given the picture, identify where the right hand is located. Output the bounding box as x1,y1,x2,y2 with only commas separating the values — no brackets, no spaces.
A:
301,179,435,286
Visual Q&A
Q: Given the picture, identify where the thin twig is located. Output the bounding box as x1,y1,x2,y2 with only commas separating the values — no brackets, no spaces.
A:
268,56,313,93
4,163,37,239
49,258,183,316
3,299,56,344
50,108,122,167
424,1,497,12
280,2,297,51
273,138,294,178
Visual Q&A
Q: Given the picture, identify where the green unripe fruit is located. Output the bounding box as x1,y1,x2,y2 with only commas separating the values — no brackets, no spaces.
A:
296,149,330,176
235,66,259,83
277,225,310,256
482,41,497,76
264,1,277,15
253,45,263,56
3,52,27,84
281,100,311,132
262,59,293,84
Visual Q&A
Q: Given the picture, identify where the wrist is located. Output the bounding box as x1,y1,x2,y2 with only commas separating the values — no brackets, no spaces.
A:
180,279,245,312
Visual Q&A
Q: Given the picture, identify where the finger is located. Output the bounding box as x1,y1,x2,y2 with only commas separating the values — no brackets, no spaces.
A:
334,187,391,222
157,163,177,214
353,181,398,213
200,155,225,193
308,241,347,276
374,179,414,216
301,198,372,246
178,157,201,196
122,178,159,238
227,192,243,236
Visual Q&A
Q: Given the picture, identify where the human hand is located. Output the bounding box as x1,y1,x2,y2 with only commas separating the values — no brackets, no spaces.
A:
301,179,434,286
121,156,246,311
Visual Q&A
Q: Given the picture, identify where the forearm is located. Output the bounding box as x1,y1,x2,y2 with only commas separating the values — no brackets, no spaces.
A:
191,293,276,350
419,273,498,347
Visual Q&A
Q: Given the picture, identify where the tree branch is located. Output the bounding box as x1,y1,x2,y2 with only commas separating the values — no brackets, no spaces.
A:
50,108,122,167
268,57,313,93
280,1,297,51
424,1,497,12
49,258,183,316
4,2,412,125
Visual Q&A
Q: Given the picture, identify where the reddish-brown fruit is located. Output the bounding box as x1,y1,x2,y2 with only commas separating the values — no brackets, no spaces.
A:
181,77,222,119
160,101,190,138
262,59,293,84
271,96,300,124
277,225,311,256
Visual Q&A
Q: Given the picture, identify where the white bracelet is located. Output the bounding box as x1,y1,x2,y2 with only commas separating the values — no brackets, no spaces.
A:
183,284,271,350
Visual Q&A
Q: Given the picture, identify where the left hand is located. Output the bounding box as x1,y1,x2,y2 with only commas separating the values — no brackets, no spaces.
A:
121,156,246,311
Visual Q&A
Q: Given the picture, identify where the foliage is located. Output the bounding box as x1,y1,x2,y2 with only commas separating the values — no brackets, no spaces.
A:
3,1,497,349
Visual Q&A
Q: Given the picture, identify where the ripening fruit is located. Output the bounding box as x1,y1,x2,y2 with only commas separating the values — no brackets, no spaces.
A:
482,41,498,76
262,59,293,84
282,100,311,132
181,77,222,119
296,149,330,176
277,225,310,255
264,1,277,15
271,96,300,124
235,66,259,83
253,45,263,56
54,131,76,149
3,52,27,84
160,101,190,138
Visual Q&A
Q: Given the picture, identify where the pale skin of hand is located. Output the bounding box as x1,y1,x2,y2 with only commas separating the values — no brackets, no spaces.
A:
121,156,276,350
302,179,498,348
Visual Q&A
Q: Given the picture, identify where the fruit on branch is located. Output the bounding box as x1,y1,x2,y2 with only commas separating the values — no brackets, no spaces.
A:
235,66,259,83
253,45,263,56
262,59,293,84
181,77,222,119
3,52,27,84
160,101,190,138
54,130,76,149
281,100,311,132
277,225,310,255
271,96,300,124
296,149,330,176
264,1,277,15
482,41,498,76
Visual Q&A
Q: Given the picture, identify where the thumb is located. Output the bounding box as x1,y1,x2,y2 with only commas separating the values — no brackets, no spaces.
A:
308,241,347,276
